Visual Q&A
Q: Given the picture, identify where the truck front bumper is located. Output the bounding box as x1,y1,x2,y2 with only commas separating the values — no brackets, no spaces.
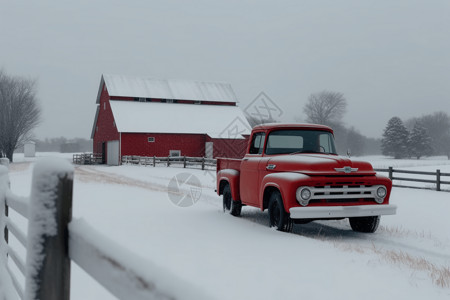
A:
289,204,397,219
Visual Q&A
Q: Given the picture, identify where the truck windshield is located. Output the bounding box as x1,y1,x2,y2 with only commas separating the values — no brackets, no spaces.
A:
265,129,337,155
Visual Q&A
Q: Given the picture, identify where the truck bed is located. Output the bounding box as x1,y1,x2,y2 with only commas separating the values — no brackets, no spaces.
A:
217,157,242,173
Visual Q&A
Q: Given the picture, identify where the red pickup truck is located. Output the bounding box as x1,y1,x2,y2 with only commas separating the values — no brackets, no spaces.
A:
216,123,397,233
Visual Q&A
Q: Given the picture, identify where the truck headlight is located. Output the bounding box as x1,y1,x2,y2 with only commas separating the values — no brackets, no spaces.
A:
296,187,312,206
375,186,387,203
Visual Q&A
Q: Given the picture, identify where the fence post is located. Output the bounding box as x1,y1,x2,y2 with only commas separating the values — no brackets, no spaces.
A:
202,157,205,170
153,156,156,167
167,156,170,167
25,159,74,300
437,169,441,191
0,163,10,252
388,167,393,180
183,156,186,168
3,202,8,246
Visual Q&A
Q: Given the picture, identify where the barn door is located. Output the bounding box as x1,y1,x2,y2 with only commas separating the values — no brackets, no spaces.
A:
107,140,120,166
205,142,213,158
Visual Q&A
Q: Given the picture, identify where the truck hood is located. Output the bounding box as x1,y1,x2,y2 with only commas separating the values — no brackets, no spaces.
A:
266,154,376,176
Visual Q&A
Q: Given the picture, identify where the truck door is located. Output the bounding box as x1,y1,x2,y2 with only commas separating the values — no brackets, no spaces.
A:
240,132,265,205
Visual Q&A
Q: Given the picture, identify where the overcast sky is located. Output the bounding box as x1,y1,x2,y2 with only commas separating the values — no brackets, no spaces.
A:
1,0,449,139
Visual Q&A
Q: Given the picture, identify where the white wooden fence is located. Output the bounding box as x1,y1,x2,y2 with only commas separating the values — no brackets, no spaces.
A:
72,153,102,165
122,155,216,170
0,158,210,300
374,167,450,192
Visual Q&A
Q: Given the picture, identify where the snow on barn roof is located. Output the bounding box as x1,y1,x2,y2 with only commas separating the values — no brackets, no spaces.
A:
109,101,251,139
98,74,238,103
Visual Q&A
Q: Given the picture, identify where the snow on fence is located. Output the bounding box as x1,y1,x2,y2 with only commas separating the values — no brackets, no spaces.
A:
0,158,210,300
374,167,450,192
122,155,216,170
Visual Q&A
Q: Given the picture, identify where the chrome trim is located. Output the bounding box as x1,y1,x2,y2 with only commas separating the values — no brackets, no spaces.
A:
305,185,386,202
289,204,397,219
335,166,358,173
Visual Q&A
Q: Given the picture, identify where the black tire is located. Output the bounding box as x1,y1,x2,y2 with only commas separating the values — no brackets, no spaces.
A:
223,184,242,217
268,191,293,232
349,216,380,233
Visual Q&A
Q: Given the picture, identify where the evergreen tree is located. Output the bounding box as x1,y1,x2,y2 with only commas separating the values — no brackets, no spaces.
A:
409,121,433,159
381,117,409,159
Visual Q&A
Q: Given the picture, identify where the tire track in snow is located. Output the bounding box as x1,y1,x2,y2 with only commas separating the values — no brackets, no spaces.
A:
74,166,221,207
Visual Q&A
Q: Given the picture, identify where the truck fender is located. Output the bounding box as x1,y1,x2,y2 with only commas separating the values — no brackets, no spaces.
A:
217,169,241,201
260,172,310,212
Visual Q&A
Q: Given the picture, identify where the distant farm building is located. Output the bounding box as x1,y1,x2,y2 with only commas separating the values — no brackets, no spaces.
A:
24,141,36,157
91,74,251,165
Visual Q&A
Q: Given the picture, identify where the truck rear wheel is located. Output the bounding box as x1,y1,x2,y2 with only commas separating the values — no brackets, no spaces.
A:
223,184,242,217
268,191,293,232
349,216,380,233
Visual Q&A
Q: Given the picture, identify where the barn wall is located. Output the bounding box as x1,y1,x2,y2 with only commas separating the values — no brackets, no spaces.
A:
93,85,120,156
121,133,206,157
208,137,249,158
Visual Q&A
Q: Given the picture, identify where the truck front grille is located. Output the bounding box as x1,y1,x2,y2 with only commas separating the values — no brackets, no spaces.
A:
307,184,381,204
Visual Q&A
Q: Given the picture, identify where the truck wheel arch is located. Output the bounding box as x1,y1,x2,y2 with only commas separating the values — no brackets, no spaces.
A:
261,173,310,212
262,185,282,211
218,179,229,195
217,169,241,201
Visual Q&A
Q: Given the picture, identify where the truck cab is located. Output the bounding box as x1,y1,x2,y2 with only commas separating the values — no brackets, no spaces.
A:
217,123,396,233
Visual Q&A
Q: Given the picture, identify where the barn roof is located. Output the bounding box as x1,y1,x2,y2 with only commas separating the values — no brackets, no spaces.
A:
97,74,238,104
109,101,251,139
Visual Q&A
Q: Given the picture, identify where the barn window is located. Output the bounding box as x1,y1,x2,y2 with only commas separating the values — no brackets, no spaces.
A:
194,101,201,104
139,98,145,102
104,102,106,110
170,150,181,157
148,137,155,142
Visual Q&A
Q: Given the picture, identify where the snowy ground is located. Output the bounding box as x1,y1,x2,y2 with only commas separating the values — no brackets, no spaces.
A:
2,153,450,299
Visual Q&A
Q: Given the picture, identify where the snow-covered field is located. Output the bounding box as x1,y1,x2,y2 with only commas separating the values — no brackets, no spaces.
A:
2,153,450,299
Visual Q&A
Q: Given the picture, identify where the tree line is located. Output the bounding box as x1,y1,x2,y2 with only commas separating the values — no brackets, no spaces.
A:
17,137,93,153
381,113,450,159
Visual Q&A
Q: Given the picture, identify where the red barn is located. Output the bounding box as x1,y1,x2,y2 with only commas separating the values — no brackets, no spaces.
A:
91,74,251,165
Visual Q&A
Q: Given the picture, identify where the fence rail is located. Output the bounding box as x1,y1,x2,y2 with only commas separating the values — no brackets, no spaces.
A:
73,153,102,165
374,167,450,192
1,158,210,300
122,155,216,170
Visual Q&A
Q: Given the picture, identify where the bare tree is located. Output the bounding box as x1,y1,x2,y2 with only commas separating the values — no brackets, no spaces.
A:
0,70,41,162
303,91,347,126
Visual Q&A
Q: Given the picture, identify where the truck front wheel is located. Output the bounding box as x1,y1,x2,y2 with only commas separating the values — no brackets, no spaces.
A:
268,191,293,232
223,184,242,217
349,216,380,233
